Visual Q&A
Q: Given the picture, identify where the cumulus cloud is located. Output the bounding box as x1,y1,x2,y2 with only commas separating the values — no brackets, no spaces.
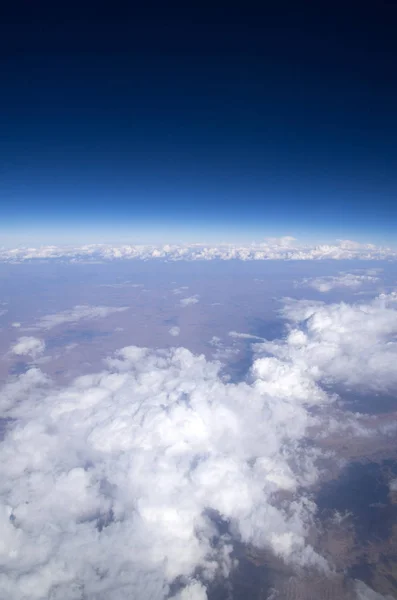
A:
1,239,396,263
0,341,331,599
169,326,181,337
255,292,397,393
300,272,379,292
3,292,397,597
10,336,45,359
179,296,200,307
31,305,129,330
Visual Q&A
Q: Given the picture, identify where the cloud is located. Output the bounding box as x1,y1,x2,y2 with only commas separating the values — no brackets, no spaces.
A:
354,580,393,600
1,238,397,263
169,326,181,337
300,272,379,293
31,305,129,330
179,296,200,307
10,336,45,359
3,293,397,597
255,292,397,393
228,331,264,340
261,236,296,247
173,287,189,295
0,341,331,599
169,581,208,600
99,282,144,288
11,322,21,328
208,336,239,362
389,479,397,492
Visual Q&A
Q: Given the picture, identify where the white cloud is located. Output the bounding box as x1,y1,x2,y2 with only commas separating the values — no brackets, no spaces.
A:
169,326,181,337
255,292,397,393
0,341,330,599
229,331,264,340
300,272,379,293
0,367,49,413
389,479,397,492
1,238,396,263
31,305,129,330
179,296,200,307
11,322,21,328
173,287,189,295
169,581,208,600
10,336,45,359
208,336,239,361
3,292,397,597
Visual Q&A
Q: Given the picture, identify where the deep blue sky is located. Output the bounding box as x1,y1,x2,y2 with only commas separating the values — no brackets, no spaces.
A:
1,3,397,244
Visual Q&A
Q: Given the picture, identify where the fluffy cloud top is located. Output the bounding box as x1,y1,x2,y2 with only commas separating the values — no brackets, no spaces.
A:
10,336,45,359
300,272,379,292
31,305,129,330
255,292,397,393
3,292,397,598
1,239,396,263
0,340,331,599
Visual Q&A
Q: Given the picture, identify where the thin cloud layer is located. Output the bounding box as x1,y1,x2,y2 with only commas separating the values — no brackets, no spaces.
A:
1,238,397,263
355,580,394,600
229,331,264,340
300,272,379,292
0,342,330,599
30,305,129,330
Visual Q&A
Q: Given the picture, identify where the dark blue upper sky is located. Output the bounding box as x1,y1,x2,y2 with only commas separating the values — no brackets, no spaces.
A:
1,3,397,244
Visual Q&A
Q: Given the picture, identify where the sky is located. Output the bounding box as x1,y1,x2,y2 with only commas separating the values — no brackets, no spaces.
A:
1,3,397,245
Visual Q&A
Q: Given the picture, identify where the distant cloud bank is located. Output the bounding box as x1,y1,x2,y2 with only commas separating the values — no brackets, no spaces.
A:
1,238,396,262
